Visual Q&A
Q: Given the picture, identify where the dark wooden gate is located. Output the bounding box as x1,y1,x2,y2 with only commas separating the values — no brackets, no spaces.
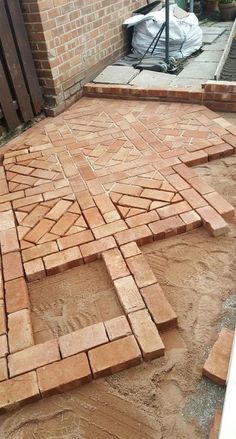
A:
0,0,43,131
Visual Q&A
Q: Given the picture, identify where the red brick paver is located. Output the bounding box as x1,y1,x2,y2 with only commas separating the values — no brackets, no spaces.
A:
5,278,30,314
59,322,108,358
128,309,165,360
37,353,92,397
88,335,142,378
104,316,132,341
8,339,60,377
203,328,233,386
0,371,40,410
0,97,235,409
8,309,34,353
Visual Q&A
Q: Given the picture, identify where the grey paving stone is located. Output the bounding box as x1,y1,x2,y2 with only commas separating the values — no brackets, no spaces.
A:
212,21,233,29
169,77,203,89
93,66,139,84
178,61,218,79
201,26,225,36
195,50,224,62
202,34,220,44
130,70,174,87
202,41,229,51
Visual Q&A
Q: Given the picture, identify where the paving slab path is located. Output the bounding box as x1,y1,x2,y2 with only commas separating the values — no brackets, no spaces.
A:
94,21,233,89
0,97,235,409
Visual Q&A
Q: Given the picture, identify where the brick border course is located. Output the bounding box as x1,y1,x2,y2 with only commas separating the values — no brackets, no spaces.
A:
83,81,236,113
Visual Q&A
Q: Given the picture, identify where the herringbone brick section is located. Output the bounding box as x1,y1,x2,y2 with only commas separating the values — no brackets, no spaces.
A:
0,98,235,410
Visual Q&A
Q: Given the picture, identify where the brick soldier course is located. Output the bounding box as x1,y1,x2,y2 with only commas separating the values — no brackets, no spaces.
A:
0,97,235,410
84,80,236,113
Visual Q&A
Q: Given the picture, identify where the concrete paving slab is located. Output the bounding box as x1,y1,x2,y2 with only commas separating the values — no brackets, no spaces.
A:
203,41,230,51
203,34,220,44
93,66,139,84
178,61,218,79
130,70,174,87
201,26,225,36
169,77,203,89
212,21,234,29
195,50,224,62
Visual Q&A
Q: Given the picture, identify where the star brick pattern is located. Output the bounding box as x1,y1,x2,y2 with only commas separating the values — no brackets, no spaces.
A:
0,97,235,410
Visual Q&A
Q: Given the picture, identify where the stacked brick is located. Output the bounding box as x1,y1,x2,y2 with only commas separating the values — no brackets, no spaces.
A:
0,97,235,410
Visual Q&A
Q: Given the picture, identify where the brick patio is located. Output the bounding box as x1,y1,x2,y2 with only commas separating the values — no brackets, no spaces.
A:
0,97,235,410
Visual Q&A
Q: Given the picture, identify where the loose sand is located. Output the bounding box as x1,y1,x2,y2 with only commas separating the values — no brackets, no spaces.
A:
29,260,123,344
0,156,235,439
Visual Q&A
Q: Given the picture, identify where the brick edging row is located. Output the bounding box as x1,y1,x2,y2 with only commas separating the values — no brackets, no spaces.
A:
83,80,236,112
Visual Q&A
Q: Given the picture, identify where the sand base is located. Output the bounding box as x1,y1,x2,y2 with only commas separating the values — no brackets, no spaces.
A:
29,260,123,344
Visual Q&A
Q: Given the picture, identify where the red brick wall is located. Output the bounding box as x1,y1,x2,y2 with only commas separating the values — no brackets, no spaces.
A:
21,0,145,114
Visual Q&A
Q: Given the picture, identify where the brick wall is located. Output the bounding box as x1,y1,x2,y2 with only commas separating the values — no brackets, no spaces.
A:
21,0,144,115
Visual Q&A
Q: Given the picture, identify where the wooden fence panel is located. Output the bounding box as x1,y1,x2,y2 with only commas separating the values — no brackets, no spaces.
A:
7,0,43,115
0,58,20,130
0,0,43,131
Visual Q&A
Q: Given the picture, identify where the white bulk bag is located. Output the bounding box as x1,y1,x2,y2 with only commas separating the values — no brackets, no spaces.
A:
123,5,202,60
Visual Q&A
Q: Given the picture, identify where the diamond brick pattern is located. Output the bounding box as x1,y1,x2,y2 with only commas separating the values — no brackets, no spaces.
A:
0,97,235,410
